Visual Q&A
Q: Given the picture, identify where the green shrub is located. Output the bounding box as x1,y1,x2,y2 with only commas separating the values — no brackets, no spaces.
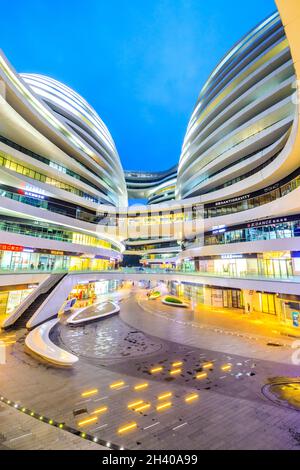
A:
164,296,183,304
149,291,161,299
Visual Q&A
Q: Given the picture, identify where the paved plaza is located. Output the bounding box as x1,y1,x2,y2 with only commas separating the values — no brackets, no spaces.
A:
0,401,102,450
0,287,300,450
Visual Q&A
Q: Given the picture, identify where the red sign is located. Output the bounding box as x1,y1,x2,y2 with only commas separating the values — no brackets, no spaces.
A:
0,244,23,252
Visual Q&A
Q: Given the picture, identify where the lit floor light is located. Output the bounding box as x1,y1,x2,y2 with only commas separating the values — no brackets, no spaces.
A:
81,389,98,398
134,403,151,413
128,400,144,410
170,368,181,376
221,364,232,372
78,416,98,427
157,392,173,400
196,372,207,380
117,422,137,434
92,406,108,415
110,380,125,389
202,362,214,370
150,366,163,374
156,401,172,412
134,383,149,391
172,361,183,367
185,393,199,403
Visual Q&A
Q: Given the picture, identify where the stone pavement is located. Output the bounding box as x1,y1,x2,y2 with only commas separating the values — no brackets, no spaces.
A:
192,303,300,339
0,288,299,450
0,401,103,450
144,294,300,340
133,293,298,364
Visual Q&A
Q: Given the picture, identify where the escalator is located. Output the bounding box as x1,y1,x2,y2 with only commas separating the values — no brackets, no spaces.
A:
3,273,67,330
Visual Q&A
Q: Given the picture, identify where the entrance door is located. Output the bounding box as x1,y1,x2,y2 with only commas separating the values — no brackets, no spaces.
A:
261,293,276,315
232,290,242,308
228,262,237,277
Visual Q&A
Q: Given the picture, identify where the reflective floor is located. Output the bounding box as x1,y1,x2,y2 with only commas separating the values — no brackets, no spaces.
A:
0,287,300,450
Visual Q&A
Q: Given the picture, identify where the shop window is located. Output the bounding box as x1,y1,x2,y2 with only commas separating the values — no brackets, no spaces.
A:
0,291,9,315
261,293,276,315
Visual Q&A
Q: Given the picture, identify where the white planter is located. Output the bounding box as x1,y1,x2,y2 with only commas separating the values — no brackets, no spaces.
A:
67,301,120,325
162,298,189,308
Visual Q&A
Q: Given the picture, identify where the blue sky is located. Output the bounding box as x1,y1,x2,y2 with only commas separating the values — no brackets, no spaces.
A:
2,0,276,171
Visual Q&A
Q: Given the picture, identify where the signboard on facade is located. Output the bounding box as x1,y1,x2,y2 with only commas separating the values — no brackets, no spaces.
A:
292,312,299,328
0,243,23,252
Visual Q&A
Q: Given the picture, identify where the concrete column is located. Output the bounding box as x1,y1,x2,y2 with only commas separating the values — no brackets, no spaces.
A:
243,289,254,314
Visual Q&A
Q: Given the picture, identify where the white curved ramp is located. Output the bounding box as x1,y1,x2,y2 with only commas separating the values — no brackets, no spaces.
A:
25,319,78,367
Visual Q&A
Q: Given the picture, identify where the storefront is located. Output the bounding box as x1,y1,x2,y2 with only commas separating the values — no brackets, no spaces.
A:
291,251,300,275
279,296,300,327
192,252,294,279
0,284,37,316
141,254,177,270
169,280,300,330
181,259,196,272
259,292,277,315
67,280,120,308
258,252,293,278
195,254,257,277
0,244,117,272
169,281,244,309
204,214,300,246
0,245,69,271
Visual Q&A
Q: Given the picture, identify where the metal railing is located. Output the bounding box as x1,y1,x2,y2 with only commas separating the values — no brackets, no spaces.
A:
0,266,299,282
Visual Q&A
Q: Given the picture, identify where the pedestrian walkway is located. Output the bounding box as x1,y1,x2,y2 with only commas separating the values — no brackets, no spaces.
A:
192,304,300,341
0,401,103,450
138,293,300,344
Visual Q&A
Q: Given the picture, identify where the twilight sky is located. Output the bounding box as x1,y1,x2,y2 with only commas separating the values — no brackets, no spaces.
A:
1,0,276,171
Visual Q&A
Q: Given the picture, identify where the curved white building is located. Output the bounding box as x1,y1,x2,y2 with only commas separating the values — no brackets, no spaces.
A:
0,52,126,326
177,12,297,201
125,165,177,204
21,73,127,207
171,4,300,322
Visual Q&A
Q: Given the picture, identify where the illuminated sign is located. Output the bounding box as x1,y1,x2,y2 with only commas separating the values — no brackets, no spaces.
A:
24,184,46,200
212,224,227,234
221,254,244,259
247,217,288,228
214,194,250,207
292,312,299,328
0,243,23,252
0,244,35,253
24,191,45,200
23,248,34,253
